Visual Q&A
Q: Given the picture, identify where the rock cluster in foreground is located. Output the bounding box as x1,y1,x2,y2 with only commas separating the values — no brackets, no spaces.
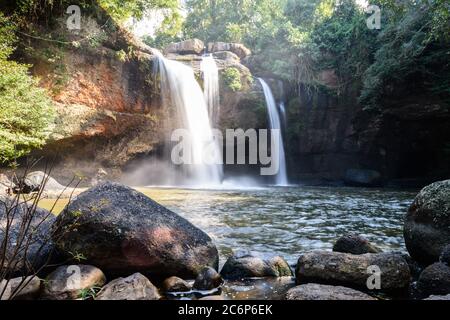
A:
1,179,450,300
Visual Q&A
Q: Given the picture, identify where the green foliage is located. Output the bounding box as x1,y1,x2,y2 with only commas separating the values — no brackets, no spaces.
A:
174,0,449,107
360,0,450,109
0,12,55,164
78,287,102,300
183,0,286,46
222,67,242,92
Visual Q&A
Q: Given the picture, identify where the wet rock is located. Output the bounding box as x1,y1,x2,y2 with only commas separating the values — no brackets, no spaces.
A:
296,251,411,291
417,263,450,297
286,283,376,301
220,251,293,280
162,277,191,293
0,276,41,300
439,245,450,266
424,294,450,300
193,267,224,291
208,42,251,59
52,182,219,279
344,169,382,187
404,180,450,265
0,198,56,275
333,234,382,255
165,39,205,55
42,265,106,300
96,273,160,300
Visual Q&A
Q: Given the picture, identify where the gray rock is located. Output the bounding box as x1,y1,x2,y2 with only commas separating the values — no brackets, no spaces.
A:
96,273,160,300
162,276,191,293
0,276,41,300
286,283,376,301
193,267,223,291
344,169,382,187
0,198,56,275
333,234,382,255
212,51,241,63
208,42,251,59
42,265,106,300
404,180,450,265
52,182,219,279
164,39,205,55
23,171,65,193
296,251,411,291
221,251,293,280
417,263,450,297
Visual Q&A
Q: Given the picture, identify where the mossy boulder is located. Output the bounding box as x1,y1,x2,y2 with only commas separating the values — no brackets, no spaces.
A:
404,180,450,265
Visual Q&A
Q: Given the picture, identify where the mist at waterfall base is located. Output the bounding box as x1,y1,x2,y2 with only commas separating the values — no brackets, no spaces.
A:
123,52,289,189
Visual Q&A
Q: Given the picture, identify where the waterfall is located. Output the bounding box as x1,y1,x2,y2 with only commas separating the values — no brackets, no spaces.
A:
277,80,287,128
200,55,220,126
279,102,287,128
258,78,289,186
154,51,223,187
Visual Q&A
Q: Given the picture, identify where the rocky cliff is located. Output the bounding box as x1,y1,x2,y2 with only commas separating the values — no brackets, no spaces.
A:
14,5,262,184
285,82,450,187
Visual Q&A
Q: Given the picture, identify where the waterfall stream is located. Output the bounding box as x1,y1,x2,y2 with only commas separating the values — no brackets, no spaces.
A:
201,55,220,126
258,78,289,186
154,51,223,187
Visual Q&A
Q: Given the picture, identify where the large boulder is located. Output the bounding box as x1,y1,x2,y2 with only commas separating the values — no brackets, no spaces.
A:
42,265,106,300
0,197,56,275
333,234,382,255
0,276,41,300
164,39,205,55
417,263,450,297
344,169,382,187
52,182,219,279
404,180,450,265
296,251,411,292
208,42,252,59
286,283,376,301
96,273,160,300
220,251,293,280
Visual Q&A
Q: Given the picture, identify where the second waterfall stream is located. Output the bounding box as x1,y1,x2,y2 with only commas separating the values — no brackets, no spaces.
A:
258,78,289,186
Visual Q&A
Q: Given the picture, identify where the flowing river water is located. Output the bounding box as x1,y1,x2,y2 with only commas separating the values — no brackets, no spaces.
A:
39,185,417,300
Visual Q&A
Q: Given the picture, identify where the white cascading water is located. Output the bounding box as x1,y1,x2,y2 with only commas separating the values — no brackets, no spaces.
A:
258,78,289,186
200,55,220,126
154,50,223,187
279,102,287,128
